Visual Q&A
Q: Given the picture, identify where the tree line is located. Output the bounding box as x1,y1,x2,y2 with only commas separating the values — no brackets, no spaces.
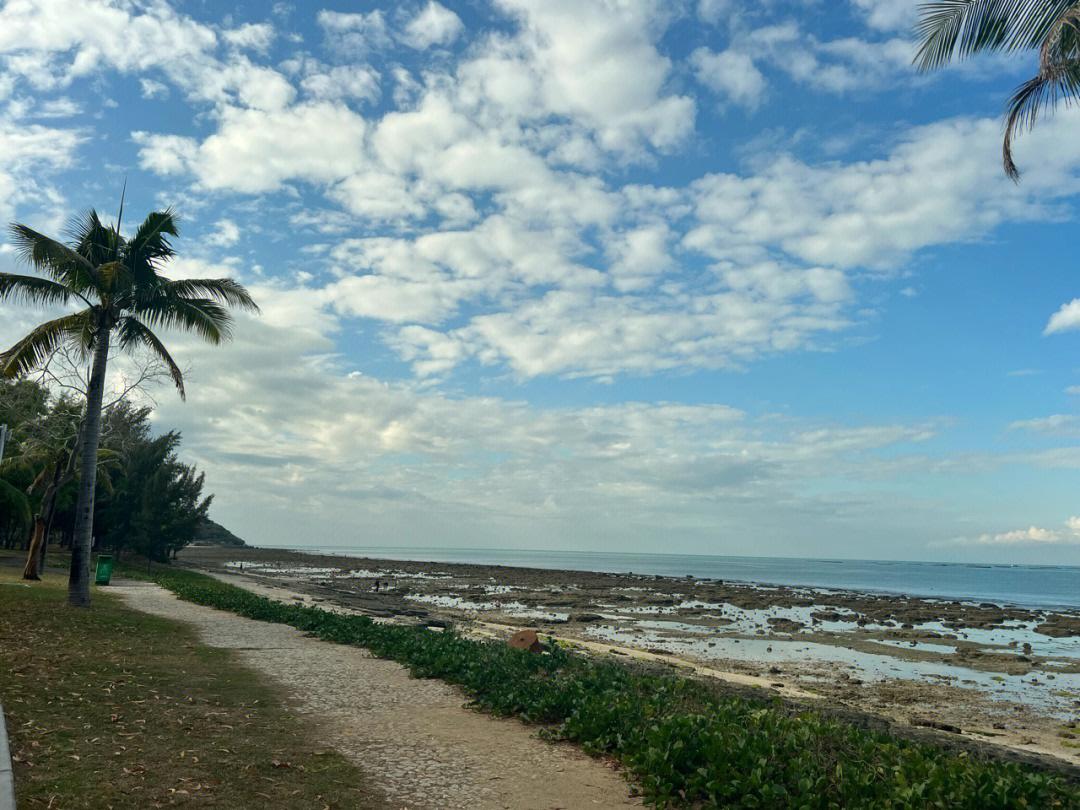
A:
0,376,214,572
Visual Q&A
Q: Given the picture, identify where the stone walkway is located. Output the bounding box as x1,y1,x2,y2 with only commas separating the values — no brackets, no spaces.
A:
112,582,642,810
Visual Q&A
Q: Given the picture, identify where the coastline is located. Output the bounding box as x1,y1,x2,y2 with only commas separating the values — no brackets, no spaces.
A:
178,544,1080,770
257,544,1080,610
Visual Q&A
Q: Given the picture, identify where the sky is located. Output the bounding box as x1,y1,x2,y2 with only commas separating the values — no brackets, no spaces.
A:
2,0,1080,565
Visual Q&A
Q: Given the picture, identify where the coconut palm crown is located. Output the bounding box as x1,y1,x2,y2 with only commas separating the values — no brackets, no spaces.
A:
916,1,1080,180
0,206,258,606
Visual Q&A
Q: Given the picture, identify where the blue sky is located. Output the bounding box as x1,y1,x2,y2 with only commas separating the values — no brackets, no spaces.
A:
2,0,1080,564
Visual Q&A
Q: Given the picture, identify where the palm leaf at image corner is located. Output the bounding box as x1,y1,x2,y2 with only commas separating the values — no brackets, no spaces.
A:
0,477,32,527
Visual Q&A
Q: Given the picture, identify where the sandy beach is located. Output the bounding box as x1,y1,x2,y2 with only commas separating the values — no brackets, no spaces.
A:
178,545,1080,772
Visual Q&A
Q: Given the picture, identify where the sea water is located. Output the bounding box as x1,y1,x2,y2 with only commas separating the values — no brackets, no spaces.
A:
260,545,1080,611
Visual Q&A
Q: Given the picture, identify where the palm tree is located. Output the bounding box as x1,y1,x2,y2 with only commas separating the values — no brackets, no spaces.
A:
0,206,258,606
916,1,1080,180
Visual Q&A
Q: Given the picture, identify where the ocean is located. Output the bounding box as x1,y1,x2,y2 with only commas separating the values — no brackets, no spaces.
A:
264,545,1080,611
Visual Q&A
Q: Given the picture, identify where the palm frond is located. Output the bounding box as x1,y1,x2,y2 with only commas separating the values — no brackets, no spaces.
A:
8,223,96,289
0,273,74,307
134,296,233,344
67,208,120,269
116,317,186,399
1040,5,1080,69
161,278,260,312
127,210,178,260
97,260,134,294
0,312,93,379
1003,57,1080,178
916,0,1076,69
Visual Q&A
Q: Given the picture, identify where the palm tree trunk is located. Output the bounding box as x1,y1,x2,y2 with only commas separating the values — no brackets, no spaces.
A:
68,327,110,607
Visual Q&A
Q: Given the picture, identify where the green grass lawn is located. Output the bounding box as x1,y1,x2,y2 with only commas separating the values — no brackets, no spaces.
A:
0,555,386,809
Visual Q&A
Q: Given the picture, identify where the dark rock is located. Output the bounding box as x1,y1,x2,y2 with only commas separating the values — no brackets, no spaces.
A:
913,717,962,734
572,613,604,623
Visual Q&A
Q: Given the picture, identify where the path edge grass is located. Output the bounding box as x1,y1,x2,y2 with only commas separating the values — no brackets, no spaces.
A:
0,564,387,809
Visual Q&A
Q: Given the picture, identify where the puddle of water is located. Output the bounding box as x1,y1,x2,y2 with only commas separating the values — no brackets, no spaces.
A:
585,625,1080,716
915,621,1080,659
875,639,958,655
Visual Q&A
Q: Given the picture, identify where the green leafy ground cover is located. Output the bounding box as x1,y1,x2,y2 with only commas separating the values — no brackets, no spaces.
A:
149,566,1079,809
0,560,386,809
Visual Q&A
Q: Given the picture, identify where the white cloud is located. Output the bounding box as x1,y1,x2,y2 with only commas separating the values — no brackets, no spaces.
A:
223,23,275,52
134,102,368,193
34,97,80,117
0,0,217,89
299,63,380,103
691,47,766,109
403,2,464,49
1045,298,1080,334
140,78,169,99
487,0,696,156
207,218,241,248
119,286,945,552
849,0,918,32
0,0,296,111
1007,414,1080,436
687,111,1080,270
713,20,916,98
316,9,391,55
945,519,1080,546
698,0,731,26
0,117,83,227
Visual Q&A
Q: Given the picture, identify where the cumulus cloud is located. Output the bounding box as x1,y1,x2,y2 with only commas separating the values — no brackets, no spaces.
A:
1007,414,1080,437
0,117,83,227
222,22,275,52
1045,299,1080,334
849,0,918,32
945,520,1080,546
207,218,241,248
134,102,368,193
691,47,766,108
402,2,463,49
687,111,1080,270
113,286,944,551
487,0,696,156
316,9,391,55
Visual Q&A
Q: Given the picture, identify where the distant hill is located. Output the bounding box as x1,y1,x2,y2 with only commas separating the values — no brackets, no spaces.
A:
194,517,247,547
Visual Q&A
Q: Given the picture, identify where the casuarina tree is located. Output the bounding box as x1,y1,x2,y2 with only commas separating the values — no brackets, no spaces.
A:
0,205,258,606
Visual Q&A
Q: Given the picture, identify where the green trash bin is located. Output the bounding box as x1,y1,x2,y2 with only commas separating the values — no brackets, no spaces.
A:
94,555,114,586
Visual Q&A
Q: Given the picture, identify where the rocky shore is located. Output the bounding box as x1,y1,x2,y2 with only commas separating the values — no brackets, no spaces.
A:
178,545,1080,769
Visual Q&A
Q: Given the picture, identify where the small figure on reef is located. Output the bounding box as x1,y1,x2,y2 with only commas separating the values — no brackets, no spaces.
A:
374,580,381,593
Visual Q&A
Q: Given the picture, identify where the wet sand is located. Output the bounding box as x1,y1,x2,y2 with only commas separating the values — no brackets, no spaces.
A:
178,545,1080,772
